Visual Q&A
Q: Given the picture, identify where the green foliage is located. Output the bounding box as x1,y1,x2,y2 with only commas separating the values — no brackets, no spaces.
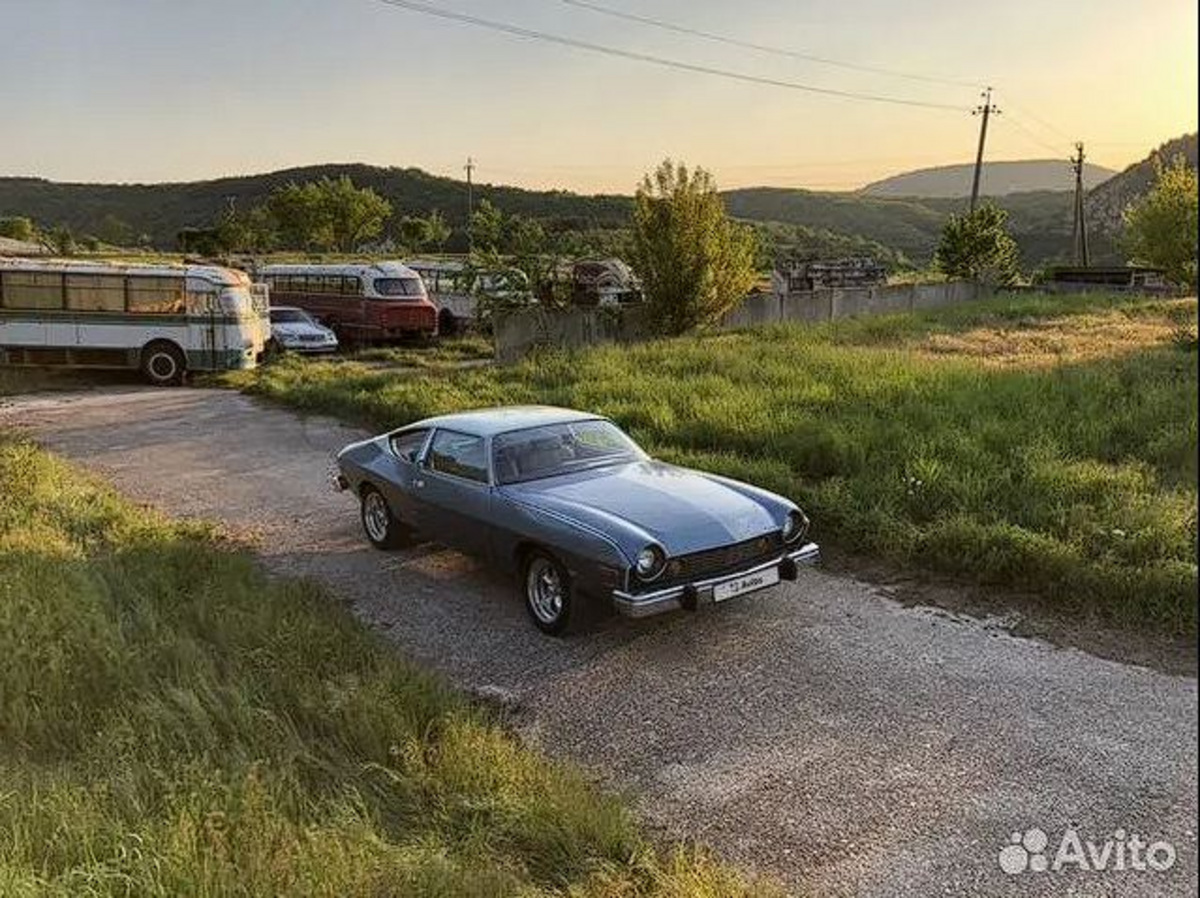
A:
226,294,1199,634
751,220,910,270
0,215,37,242
45,224,75,256
425,209,452,251
631,161,759,335
469,198,505,251
1123,157,1199,289
0,436,776,897
397,210,453,253
934,202,1022,285
267,176,392,253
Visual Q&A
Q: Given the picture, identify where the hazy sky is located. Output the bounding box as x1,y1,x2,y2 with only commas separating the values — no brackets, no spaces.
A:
1,0,1195,193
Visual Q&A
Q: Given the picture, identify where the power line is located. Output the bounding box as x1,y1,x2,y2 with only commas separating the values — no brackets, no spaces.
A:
554,0,982,89
370,0,969,111
1000,112,1072,158
1003,97,1074,143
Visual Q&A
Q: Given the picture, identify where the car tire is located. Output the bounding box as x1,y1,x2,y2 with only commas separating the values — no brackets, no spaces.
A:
140,340,186,386
522,550,573,636
360,485,405,550
437,308,459,337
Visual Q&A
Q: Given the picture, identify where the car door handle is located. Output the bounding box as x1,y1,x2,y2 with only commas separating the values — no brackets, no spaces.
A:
413,478,425,489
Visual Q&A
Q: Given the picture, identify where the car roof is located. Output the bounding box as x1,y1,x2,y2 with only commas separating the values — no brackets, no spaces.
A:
404,406,603,438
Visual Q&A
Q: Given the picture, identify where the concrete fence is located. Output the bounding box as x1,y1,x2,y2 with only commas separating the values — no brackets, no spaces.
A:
493,280,985,364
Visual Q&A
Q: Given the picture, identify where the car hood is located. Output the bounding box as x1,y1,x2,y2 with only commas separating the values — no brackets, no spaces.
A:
273,322,333,338
501,460,784,558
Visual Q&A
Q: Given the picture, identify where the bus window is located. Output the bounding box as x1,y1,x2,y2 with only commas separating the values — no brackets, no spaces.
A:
127,276,185,314
0,270,64,310
66,274,125,312
373,277,425,298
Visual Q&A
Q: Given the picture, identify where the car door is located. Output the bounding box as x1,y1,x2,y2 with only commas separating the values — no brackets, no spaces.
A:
377,427,432,528
416,428,493,558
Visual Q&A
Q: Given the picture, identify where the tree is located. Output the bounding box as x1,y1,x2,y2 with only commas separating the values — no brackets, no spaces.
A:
266,176,391,252
934,202,1021,285
398,215,434,252
469,199,505,252
45,225,76,256
0,216,37,243
321,175,391,253
426,210,452,251
95,214,135,247
629,159,759,334
1123,157,1198,289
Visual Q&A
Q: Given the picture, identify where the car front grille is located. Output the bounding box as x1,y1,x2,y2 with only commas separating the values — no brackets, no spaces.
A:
647,531,784,590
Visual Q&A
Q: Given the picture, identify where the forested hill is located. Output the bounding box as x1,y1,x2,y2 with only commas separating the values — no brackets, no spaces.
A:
0,164,634,248
1088,133,1198,235
0,159,1134,265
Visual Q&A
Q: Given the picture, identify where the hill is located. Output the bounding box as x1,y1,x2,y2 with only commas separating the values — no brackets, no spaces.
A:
1087,133,1198,235
862,159,1114,198
0,164,634,251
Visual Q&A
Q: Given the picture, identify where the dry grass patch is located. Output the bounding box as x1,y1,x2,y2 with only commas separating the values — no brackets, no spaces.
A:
919,303,1196,368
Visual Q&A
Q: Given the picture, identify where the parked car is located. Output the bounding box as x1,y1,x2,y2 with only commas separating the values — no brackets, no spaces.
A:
268,306,338,354
333,406,819,634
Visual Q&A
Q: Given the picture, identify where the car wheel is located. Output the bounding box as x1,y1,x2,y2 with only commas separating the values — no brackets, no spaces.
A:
360,485,405,550
523,550,573,635
140,341,186,386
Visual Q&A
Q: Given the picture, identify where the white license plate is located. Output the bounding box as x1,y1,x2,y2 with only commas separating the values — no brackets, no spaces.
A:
712,567,780,603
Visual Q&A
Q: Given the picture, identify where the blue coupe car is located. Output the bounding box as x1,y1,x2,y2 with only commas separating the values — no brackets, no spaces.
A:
334,406,819,634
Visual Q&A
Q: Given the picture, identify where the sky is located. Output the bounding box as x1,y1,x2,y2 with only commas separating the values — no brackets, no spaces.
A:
0,0,1196,194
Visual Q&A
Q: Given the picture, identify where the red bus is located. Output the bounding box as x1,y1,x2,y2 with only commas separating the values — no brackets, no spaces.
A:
259,262,438,343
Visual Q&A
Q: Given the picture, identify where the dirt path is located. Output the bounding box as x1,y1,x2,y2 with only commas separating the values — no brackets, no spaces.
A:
3,387,1196,898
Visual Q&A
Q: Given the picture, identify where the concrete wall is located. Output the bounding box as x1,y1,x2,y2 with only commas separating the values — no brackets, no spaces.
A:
493,281,983,363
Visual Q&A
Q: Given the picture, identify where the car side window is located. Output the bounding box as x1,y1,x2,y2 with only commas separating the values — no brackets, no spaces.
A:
427,430,488,484
389,428,429,464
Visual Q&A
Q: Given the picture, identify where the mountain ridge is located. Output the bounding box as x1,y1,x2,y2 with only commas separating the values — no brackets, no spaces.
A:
862,159,1115,198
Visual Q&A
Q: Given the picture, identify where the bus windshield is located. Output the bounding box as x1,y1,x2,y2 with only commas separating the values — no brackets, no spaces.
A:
373,277,425,299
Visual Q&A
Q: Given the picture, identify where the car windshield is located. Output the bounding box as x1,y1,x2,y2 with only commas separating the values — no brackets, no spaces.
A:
269,308,314,324
373,277,425,299
492,420,644,485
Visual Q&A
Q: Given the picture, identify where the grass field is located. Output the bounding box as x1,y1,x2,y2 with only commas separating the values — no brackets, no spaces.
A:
225,292,1199,634
0,436,775,896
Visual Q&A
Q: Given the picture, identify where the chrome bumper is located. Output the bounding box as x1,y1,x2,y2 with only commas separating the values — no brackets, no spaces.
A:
611,542,820,619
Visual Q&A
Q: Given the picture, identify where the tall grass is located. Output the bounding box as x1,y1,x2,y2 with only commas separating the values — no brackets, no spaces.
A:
0,437,776,896
226,293,1199,634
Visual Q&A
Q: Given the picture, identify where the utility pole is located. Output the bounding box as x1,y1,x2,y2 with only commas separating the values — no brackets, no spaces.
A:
969,87,1000,214
1070,142,1090,267
464,157,476,251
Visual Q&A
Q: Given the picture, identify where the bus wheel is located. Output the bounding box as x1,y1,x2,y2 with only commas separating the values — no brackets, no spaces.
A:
140,341,186,386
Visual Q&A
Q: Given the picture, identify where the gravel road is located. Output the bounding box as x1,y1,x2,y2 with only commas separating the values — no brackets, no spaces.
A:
3,387,1196,897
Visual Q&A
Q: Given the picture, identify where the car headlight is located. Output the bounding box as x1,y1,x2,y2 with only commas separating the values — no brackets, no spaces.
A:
782,510,809,544
634,545,667,581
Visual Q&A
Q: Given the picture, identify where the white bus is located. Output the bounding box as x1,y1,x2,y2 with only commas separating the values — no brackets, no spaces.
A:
0,259,270,385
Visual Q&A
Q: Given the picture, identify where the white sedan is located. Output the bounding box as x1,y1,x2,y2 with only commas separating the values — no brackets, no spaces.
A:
268,306,338,354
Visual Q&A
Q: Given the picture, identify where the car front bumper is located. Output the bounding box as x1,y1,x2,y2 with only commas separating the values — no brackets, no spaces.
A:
611,541,820,619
